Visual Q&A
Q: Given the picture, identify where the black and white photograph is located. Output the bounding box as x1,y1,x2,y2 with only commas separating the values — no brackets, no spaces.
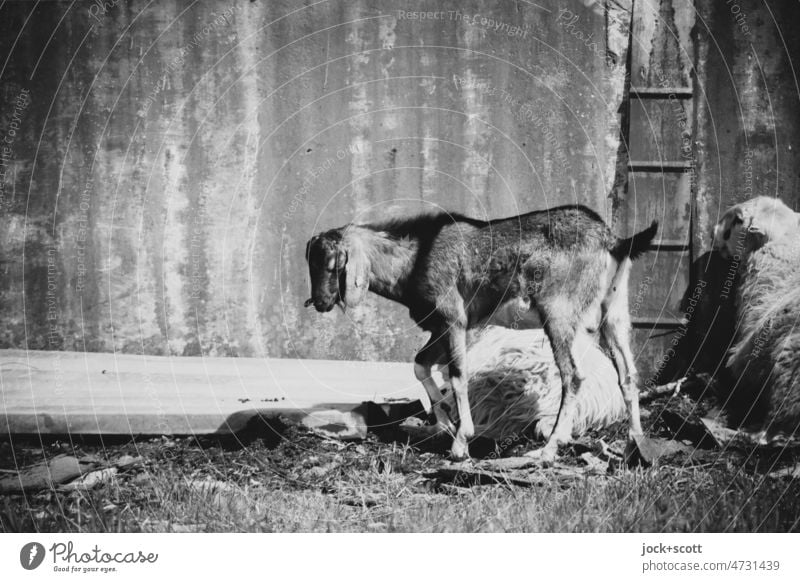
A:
1,0,800,552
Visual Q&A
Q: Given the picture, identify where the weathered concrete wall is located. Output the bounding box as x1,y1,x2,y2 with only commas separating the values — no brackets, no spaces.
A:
694,0,800,250
1,0,630,360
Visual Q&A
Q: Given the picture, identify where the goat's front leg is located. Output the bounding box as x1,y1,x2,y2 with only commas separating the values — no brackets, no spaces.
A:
414,336,456,434
447,325,474,461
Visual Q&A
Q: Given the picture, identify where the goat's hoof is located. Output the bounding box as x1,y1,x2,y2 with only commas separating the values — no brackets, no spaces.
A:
450,439,470,461
624,432,657,466
524,445,557,466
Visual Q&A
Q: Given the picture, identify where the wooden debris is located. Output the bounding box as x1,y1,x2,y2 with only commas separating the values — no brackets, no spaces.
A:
767,465,800,480
0,455,98,494
114,455,145,470
0,453,145,494
639,378,685,403
422,457,599,488
474,457,540,471
59,468,118,492
597,438,625,461
302,409,368,441
639,374,717,404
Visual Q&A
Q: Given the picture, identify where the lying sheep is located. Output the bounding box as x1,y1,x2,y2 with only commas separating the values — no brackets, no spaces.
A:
712,196,800,438
439,326,626,442
726,241,800,437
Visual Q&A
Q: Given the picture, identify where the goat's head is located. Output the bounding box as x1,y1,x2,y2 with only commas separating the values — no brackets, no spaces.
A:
712,196,799,260
304,227,370,312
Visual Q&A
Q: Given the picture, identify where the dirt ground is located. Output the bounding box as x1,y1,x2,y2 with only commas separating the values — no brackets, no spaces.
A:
2,392,800,533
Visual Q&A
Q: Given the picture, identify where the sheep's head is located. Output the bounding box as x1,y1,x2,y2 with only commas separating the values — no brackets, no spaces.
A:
712,196,799,260
304,227,369,312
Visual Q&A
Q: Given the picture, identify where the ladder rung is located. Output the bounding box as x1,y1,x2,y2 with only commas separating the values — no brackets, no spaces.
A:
631,86,693,98
648,242,691,251
628,160,693,172
631,318,684,329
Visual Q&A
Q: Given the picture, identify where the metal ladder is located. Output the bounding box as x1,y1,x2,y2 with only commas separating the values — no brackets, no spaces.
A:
624,0,696,360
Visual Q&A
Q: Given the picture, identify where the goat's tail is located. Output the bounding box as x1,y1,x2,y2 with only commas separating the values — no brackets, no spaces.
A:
612,220,658,261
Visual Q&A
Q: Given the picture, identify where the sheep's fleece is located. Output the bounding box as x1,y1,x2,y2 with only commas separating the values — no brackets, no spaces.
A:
439,326,626,441
727,241,800,437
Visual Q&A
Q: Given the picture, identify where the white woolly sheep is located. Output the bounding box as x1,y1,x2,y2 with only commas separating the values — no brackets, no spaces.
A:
726,241,800,438
439,326,626,442
714,196,800,438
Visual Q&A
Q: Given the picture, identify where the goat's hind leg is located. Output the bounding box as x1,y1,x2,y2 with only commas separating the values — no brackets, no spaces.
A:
414,335,456,434
525,300,583,465
602,321,644,439
601,259,644,440
447,325,474,460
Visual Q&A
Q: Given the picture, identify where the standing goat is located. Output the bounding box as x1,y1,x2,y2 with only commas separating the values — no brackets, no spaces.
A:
305,205,657,461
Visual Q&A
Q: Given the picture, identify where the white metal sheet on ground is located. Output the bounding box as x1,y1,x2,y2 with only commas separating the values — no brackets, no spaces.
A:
0,350,417,435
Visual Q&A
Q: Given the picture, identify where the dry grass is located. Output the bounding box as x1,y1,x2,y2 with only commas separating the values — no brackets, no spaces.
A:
2,415,800,533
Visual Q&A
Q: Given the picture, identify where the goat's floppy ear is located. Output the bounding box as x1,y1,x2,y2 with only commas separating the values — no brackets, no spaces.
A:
342,234,370,308
305,235,318,262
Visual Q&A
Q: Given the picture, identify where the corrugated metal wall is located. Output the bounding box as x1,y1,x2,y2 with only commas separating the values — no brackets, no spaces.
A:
0,0,631,360
4,0,797,373
693,0,800,244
